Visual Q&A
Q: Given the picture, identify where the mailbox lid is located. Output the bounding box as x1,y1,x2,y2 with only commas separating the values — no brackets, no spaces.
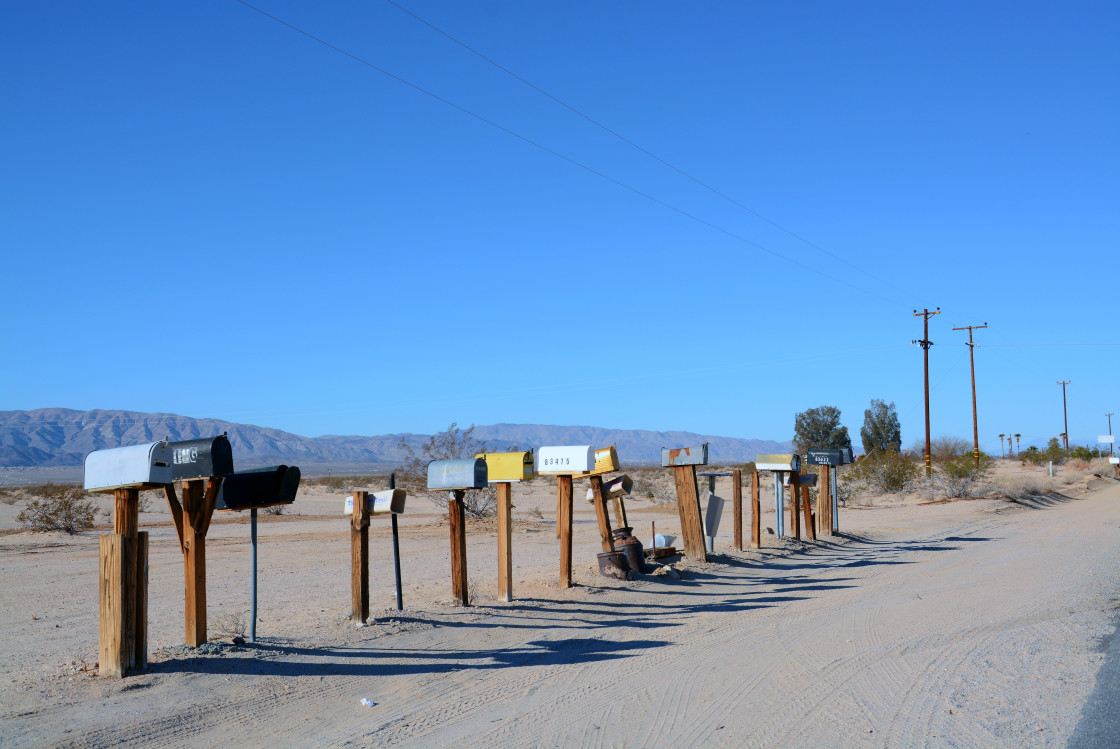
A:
216,465,301,511
536,445,595,475
84,442,172,492
756,453,801,472
840,447,855,464
427,458,487,490
592,446,620,474
169,435,234,480
805,449,844,467
661,444,709,467
476,451,536,482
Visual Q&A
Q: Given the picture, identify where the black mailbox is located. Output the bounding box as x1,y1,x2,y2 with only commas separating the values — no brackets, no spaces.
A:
216,465,301,511
806,449,844,467
840,447,855,464
169,436,235,481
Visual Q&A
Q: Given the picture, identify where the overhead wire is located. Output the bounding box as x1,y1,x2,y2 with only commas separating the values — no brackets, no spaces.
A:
231,0,903,306
383,0,911,300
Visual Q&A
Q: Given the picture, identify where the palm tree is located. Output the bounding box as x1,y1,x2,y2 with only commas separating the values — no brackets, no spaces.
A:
998,433,1006,458
1014,433,1021,457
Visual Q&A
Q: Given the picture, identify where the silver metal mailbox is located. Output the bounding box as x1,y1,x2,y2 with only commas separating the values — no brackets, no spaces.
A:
536,445,595,475
427,458,487,491
344,488,407,515
84,441,172,493
756,454,801,472
661,444,709,467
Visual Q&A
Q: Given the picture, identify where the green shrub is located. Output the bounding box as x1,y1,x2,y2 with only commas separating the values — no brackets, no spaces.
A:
841,451,919,495
16,483,97,534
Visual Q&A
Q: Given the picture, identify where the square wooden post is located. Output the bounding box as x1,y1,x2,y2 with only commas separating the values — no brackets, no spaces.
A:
449,490,469,606
351,490,370,623
750,470,761,548
732,469,743,551
557,476,573,587
497,482,513,602
817,465,832,537
99,487,147,677
589,475,615,552
801,485,816,541
673,465,707,562
789,473,801,540
611,494,628,529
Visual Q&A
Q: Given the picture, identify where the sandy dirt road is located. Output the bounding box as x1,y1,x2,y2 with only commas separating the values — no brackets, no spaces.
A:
1,476,1118,747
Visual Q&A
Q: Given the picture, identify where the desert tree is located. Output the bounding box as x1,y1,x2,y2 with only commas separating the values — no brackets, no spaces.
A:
398,422,496,518
860,399,902,455
792,405,852,453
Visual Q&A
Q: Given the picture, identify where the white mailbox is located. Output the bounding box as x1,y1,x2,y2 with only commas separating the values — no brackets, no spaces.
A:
755,453,801,472
536,445,595,475
344,488,407,516
84,441,173,493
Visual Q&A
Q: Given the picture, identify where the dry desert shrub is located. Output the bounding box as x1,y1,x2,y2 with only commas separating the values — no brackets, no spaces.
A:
16,483,97,534
210,609,248,639
842,452,920,497
992,474,1053,500
302,474,387,493
627,467,676,504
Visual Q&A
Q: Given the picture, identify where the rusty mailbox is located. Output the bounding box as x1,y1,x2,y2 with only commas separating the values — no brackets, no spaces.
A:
536,446,595,475
168,435,234,482
427,458,488,491
216,465,301,511
84,441,172,492
476,451,536,482
661,444,709,467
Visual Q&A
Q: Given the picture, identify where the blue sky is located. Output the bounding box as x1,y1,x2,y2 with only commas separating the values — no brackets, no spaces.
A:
2,1,1117,452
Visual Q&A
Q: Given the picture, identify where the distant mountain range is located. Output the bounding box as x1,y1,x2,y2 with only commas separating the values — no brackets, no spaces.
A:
0,409,792,468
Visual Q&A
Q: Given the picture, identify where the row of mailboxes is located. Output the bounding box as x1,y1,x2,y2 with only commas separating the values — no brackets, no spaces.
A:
343,488,407,516
661,444,709,467
216,465,301,511
84,436,236,492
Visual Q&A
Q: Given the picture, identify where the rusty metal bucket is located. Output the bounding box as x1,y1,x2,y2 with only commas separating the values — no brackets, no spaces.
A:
611,527,646,574
596,550,630,580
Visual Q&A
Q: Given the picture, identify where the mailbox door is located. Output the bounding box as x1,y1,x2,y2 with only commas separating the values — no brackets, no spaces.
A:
169,436,235,481
593,446,620,474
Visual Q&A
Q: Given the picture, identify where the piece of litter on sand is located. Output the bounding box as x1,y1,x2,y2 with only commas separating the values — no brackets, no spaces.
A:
360,698,375,708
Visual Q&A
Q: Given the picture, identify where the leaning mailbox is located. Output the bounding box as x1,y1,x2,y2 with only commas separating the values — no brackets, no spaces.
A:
476,451,535,482
536,446,595,475
345,488,406,515
84,441,173,492
805,449,844,467
168,435,234,481
661,444,709,467
216,465,301,511
588,474,633,501
591,446,620,475
755,454,801,472
427,458,487,491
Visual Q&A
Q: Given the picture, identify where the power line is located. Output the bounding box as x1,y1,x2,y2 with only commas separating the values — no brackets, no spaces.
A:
382,0,909,299
231,0,902,305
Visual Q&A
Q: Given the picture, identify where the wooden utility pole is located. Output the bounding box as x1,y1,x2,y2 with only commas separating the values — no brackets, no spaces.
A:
750,470,761,549
672,465,707,562
557,476,574,587
953,323,988,466
732,469,743,551
1058,381,1071,455
913,307,941,475
496,482,513,602
350,490,370,623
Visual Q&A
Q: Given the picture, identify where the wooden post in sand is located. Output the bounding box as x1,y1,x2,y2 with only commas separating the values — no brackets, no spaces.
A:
448,490,469,606
588,475,615,552
427,458,488,607
350,490,370,623
171,478,223,646
536,446,596,588
662,446,709,562
557,476,574,586
750,470,761,549
99,488,148,678
817,465,832,537
789,472,801,540
801,483,815,541
732,469,743,551
496,482,513,602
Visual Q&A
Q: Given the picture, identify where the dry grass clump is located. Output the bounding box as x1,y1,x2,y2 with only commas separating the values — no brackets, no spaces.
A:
210,609,248,639
301,474,389,493
628,467,677,504
991,474,1054,501
16,483,98,534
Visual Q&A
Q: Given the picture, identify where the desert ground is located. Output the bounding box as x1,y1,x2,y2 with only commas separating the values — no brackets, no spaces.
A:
1,460,1118,748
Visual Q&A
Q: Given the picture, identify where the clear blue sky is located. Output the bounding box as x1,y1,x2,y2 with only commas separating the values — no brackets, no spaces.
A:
2,1,1117,452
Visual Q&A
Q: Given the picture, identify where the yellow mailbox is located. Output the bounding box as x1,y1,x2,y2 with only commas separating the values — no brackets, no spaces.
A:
476,451,536,482
591,445,620,475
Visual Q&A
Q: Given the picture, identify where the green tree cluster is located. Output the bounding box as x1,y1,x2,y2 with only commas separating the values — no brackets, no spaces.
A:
861,399,901,455
792,405,851,453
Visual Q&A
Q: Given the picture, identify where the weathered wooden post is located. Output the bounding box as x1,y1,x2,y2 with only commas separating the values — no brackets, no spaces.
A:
427,458,488,606
476,450,535,603
788,471,801,540
662,445,709,562
732,468,743,551
757,454,801,540
799,477,816,541
750,469,761,549
85,441,172,677
537,446,596,587
164,437,234,647
589,474,633,533
806,449,844,537
350,490,370,623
